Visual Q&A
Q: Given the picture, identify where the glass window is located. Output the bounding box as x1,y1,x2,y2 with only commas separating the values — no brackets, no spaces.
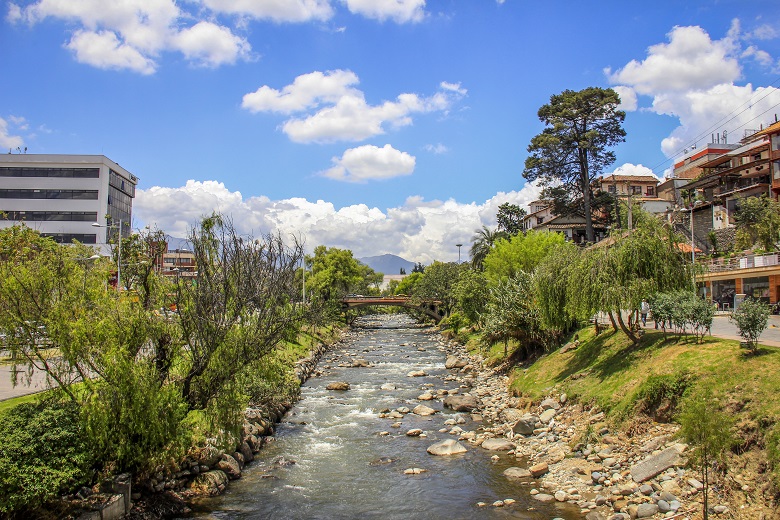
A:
743,276,770,303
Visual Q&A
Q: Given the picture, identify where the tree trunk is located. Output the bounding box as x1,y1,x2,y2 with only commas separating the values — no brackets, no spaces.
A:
615,309,639,344
580,149,594,243
608,310,618,331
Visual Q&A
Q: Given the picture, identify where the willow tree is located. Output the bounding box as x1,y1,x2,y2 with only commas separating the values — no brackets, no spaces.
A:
533,242,581,342
569,219,692,343
523,87,626,243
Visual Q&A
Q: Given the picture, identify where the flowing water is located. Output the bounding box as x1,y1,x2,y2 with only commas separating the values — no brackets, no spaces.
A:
189,314,580,520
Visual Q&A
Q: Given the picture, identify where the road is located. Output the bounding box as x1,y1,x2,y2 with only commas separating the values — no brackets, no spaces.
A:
0,361,50,402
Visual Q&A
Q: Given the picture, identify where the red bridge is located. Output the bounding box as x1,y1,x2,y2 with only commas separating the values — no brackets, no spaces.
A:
340,296,444,322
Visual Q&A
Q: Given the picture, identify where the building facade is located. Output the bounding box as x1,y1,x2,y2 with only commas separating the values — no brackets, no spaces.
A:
0,154,138,247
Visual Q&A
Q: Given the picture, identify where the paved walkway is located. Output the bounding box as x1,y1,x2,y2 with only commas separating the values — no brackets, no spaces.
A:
0,361,50,402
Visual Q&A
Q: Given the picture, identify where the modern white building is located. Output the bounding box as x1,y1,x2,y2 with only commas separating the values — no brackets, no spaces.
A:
0,154,138,248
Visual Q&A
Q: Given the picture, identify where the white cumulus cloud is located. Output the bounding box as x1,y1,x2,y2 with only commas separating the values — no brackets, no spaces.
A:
170,21,251,67
606,20,780,159
202,0,333,22
321,144,415,182
133,180,542,263
606,163,663,182
65,30,157,74
0,117,25,149
244,70,467,143
343,0,426,23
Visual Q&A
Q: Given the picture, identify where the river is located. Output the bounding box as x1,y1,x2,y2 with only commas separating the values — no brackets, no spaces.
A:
188,314,581,519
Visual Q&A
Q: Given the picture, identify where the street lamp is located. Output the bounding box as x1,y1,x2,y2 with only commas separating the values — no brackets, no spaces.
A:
76,254,101,292
456,243,463,264
92,219,125,291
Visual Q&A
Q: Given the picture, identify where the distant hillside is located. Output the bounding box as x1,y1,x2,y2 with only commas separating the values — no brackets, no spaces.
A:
359,254,415,275
164,234,192,251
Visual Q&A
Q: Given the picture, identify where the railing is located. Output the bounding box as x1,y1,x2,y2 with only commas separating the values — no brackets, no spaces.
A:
705,252,779,272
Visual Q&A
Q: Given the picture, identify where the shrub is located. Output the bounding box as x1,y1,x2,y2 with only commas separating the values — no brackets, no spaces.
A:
0,399,95,514
631,371,691,421
731,298,771,353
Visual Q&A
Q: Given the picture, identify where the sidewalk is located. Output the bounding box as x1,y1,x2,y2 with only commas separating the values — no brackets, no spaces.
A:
0,362,50,402
649,314,780,348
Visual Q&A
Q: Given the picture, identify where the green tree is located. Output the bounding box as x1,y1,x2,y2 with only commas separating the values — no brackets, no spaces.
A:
523,87,626,243
452,269,489,325
730,297,770,353
533,242,580,341
394,271,422,295
734,195,780,252
496,202,525,235
414,261,464,316
306,245,374,301
679,389,734,520
482,229,566,284
469,225,506,271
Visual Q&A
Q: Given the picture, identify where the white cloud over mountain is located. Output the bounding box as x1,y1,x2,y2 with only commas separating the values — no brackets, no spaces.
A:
243,70,466,143
606,20,780,159
134,180,542,263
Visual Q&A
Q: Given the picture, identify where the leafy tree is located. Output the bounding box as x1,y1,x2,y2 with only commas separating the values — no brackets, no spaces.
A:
650,290,713,342
482,229,566,283
533,242,580,341
679,389,735,520
394,271,422,295
496,202,525,235
414,261,464,316
734,195,780,252
481,272,547,358
411,262,425,273
306,245,377,301
452,269,489,325
469,225,506,270
730,297,770,353
523,87,626,242
399,267,406,275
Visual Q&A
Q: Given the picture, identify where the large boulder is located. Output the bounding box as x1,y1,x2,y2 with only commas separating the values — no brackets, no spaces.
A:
412,404,437,416
481,438,514,451
443,395,479,412
216,454,242,480
529,462,549,477
630,445,684,483
326,381,351,391
189,470,228,496
445,356,468,369
539,408,557,424
503,467,532,479
512,414,539,435
427,439,468,456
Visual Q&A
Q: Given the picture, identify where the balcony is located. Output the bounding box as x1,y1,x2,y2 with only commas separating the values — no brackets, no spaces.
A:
705,252,779,273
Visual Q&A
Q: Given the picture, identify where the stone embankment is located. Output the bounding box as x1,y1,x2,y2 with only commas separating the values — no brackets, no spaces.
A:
75,337,342,519
432,333,745,519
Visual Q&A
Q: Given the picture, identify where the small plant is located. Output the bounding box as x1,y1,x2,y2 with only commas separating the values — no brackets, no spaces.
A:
678,389,735,520
730,298,771,353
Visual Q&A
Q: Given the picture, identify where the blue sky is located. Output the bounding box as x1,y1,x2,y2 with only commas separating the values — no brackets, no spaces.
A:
2,0,780,262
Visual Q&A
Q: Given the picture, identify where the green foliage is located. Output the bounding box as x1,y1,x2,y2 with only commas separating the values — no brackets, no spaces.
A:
679,389,735,519
439,311,467,334
469,225,506,270
650,290,713,342
496,203,525,236
730,297,770,352
414,261,464,316
452,269,489,325
483,229,566,284
481,272,548,357
533,242,579,340
306,245,381,300
631,371,691,419
523,87,626,242
0,399,95,513
734,195,780,252
394,271,422,295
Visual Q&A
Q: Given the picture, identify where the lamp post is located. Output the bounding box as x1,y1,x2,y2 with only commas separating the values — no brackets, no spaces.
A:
92,219,125,291
76,254,101,292
456,243,463,264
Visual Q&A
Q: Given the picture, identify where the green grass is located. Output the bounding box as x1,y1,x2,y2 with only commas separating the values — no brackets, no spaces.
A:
0,392,46,415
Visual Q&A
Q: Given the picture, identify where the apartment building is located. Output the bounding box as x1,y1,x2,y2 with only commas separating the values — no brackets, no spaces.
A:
0,154,138,248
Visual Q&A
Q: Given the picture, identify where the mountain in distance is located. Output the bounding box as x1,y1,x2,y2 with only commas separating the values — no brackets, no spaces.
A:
164,234,192,251
359,254,415,275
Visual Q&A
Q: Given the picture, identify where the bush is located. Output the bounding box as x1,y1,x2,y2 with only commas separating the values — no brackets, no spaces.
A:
631,371,691,421
731,298,770,353
0,399,95,514
650,290,713,342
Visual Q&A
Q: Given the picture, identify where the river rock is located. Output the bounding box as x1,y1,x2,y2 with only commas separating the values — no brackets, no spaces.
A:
512,414,539,435
636,503,659,518
380,383,397,391
189,470,228,495
539,398,561,410
239,441,253,463
198,446,224,468
529,462,549,477
629,445,683,483
445,356,468,369
217,454,241,480
427,439,468,456
418,392,434,400
481,438,514,451
413,404,437,416
443,395,479,412
539,408,557,423
352,358,369,367
326,381,350,391
532,493,555,503
404,467,427,474
406,428,423,437
503,467,532,478
407,370,427,377
499,408,524,424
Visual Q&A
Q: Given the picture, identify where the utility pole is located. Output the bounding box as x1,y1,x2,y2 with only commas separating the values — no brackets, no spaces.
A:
456,243,463,264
